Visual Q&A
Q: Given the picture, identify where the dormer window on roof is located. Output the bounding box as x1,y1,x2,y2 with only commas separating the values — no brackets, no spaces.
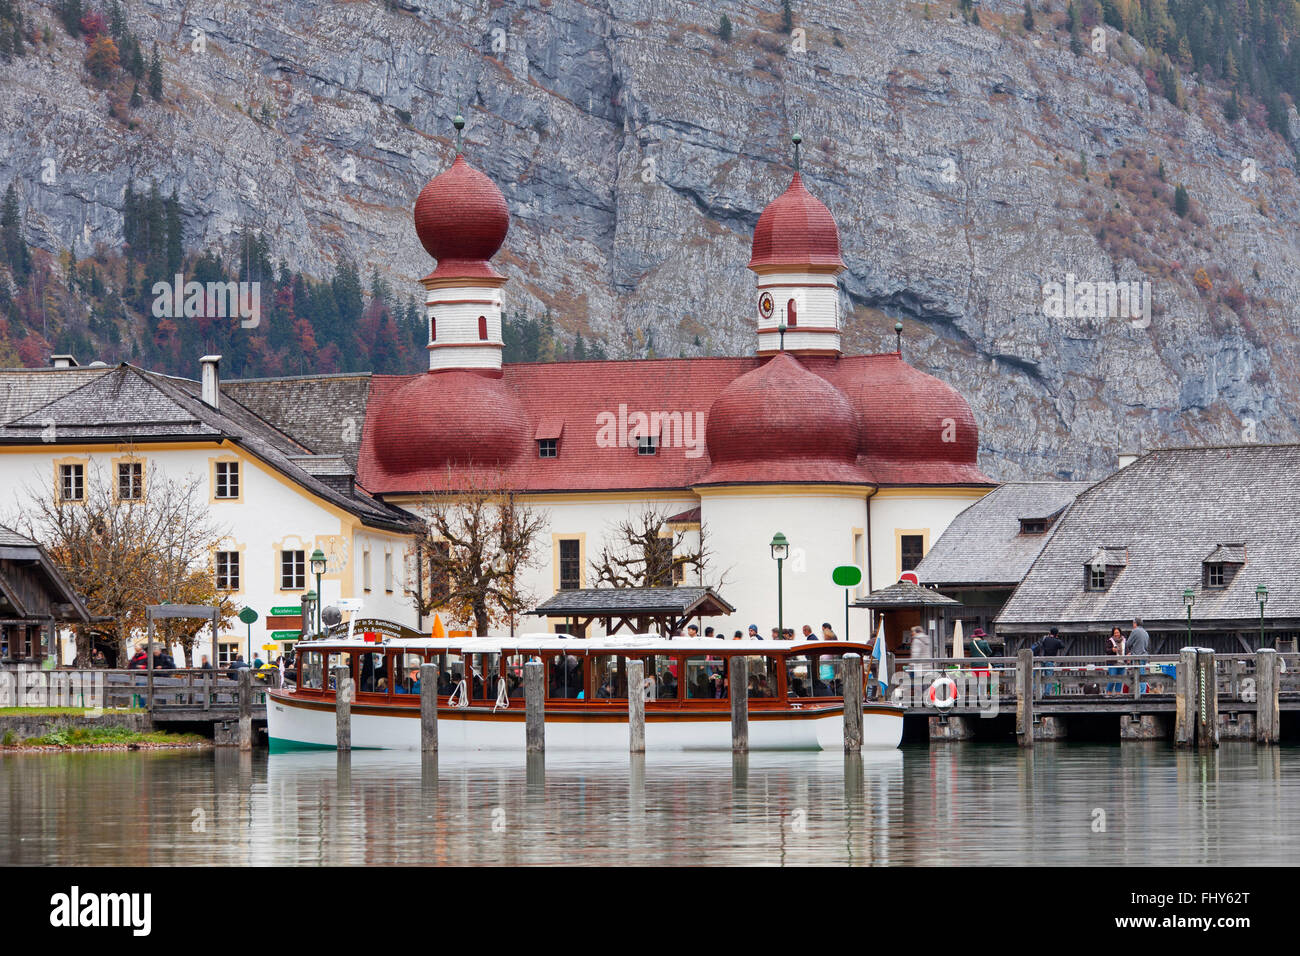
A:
1018,505,1068,536
1202,544,1245,589
1085,546,1128,591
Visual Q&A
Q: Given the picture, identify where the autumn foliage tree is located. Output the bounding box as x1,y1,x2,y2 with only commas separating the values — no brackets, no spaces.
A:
84,34,118,81
15,462,234,666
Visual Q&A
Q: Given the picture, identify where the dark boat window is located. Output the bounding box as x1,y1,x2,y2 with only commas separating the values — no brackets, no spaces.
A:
593,655,627,699
358,651,388,693
648,656,678,699
810,654,845,697
300,651,324,690
548,653,586,699
684,656,727,699
743,656,780,698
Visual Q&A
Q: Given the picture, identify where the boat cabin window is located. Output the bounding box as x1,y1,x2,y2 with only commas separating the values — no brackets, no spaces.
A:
593,655,627,699
810,654,845,697
502,655,528,698
648,656,677,700
684,656,727,699
391,652,424,695
549,653,586,699
323,653,349,690
443,653,466,696
358,651,389,693
468,653,501,701
786,656,812,698
300,651,324,690
744,656,780,698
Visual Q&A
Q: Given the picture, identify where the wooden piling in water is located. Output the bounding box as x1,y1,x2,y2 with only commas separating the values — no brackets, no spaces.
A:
843,653,863,752
1175,648,1197,748
524,660,544,753
1015,649,1034,748
334,665,353,752
237,668,252,753
419,662,438,753
1197,649,1219,748
626,658,645,754
730,654,748,753
1257,648,1279,746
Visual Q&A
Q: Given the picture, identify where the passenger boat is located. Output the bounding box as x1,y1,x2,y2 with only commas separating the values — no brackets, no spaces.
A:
266,628,903,752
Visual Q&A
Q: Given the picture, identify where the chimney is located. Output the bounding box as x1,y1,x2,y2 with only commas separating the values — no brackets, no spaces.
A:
200,355,222,409
50,354,79,369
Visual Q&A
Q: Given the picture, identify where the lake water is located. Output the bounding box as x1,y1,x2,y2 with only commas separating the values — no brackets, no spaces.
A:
1,743,1295,866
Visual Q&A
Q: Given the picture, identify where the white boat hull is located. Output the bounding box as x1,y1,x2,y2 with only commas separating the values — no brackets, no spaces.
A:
267,695,903,752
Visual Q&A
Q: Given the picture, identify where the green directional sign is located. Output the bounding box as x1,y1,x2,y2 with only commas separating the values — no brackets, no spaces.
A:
270,631,299,641
832,565,863,588
270,606,301,616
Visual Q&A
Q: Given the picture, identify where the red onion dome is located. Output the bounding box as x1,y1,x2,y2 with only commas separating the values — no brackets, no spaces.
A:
748,172,846,272
700,353,864,484
843,356,979,466
371,370,529,473
413,155,509,281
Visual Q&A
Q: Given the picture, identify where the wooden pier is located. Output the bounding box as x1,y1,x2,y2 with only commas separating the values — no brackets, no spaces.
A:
903,650,1300,744
100,669,269,745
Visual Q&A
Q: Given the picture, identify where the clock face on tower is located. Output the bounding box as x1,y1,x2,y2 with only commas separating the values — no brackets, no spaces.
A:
758,291,774,321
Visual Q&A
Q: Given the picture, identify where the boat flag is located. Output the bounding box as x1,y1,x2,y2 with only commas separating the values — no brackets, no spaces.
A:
431,614,446,639
873,619,888,694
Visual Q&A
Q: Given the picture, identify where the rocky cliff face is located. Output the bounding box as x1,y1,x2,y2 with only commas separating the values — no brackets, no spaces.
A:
3,0,1299,481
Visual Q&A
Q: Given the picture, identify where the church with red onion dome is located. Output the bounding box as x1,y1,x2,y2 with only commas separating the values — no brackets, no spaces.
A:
355,122,994,638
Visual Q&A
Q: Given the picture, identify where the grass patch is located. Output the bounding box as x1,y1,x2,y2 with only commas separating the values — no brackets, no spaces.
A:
12,726,204,748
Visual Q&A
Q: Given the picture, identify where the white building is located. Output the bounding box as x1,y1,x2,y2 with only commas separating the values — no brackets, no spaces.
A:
0,356,419,665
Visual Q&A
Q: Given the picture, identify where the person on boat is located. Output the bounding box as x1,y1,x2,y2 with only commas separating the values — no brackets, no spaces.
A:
790,677,809,698
508,672,523,698
821,623,838,641
395,667,421,694
659,667,677,698
437,670,453,695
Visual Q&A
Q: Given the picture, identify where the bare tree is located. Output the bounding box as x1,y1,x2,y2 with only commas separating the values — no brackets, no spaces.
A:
406,468,548,635
589,506,720,590
15,461,234,666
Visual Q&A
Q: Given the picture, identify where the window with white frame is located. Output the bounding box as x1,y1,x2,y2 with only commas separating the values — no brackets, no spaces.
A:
281,550,305,590
215,551,240,591
59,463,84,501
117,461,143,500
214,461,240,499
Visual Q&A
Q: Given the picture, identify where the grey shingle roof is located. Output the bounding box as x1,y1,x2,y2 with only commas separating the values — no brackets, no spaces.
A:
0,364,417,534
0,367,114,424
222,373,372,467
996,445,1300,631
853,580,962,609
914,481,1092,586
530,586,736,617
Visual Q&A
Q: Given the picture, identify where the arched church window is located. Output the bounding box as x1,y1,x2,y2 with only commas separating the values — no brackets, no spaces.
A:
478,315,488,340
786,298,798,327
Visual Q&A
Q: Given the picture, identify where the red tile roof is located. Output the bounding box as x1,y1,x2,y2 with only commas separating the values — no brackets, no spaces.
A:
748,172,846,272
413,155,509,282
356,353,992,495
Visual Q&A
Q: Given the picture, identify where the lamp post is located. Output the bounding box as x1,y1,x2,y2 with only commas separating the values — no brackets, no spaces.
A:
1183,587,1195,646
303,590,317,639
770,532,789,641
1257,584,1269,649
310,548,327,635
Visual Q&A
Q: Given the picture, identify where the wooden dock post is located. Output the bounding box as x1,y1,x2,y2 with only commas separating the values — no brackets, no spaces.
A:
1198,648,1219,749
524,660,544,753
237,668,252,753
419,662,438,753
1175,648,1197,748
842,653,863,752
1257,648,1280,746
334,664,353,752
1015,649,1034,747
730,655,748,753
626,658,645,753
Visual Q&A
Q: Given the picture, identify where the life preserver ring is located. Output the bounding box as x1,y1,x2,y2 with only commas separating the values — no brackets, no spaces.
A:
929,677,958,710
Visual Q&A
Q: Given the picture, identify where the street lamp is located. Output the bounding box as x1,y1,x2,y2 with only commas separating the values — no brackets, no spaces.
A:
770,532,789,641
1183,587,1195,646
1257,584,1269,649
310,548,327,635
303,590,317,639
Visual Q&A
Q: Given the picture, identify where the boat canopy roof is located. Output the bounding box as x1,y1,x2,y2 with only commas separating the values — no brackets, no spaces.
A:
295,635,874,656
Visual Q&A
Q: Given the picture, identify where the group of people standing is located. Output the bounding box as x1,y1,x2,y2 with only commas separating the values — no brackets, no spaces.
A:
680,622,841,641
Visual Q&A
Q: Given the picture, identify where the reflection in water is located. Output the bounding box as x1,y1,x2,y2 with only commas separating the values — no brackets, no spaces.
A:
2,743,1297,865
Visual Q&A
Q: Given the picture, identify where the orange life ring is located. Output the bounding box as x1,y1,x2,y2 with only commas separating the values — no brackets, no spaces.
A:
929,677,958,710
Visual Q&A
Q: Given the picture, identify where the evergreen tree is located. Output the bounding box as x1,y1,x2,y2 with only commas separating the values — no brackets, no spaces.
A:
718,13,731,43
1,182,30,281
1174,183,1190,218
781,0,793,34
1023,1,1034,32
147,44,162,99
573,332,586,360
164,188,182,274
57,0,82,37
130,80,142,109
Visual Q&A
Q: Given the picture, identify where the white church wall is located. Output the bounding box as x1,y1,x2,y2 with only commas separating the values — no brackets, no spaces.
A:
866,490,990,589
